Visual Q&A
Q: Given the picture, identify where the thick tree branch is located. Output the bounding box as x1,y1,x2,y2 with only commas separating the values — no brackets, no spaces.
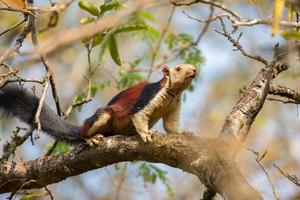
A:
220,66,273,141
0,134,261,199
220,46,289,142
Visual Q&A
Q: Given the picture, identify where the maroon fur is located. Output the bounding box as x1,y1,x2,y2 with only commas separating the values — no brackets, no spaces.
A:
108,82,149,118
80,76,168,138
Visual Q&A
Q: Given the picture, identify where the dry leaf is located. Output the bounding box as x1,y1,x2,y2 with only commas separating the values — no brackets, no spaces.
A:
0,0,25,9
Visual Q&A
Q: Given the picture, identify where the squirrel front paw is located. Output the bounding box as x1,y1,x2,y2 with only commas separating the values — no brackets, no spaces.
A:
139,129,159,143
84,134,104,146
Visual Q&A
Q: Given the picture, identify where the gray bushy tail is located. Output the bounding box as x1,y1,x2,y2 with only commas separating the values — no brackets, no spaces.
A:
0,84,83,143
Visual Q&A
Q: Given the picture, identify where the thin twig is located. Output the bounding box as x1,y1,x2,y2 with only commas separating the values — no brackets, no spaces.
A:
0,14,30,64
0,17,27,37
267,97,298,104
34,75,50,139
269,84,300,103
215,18,269,65
194,5,214,44
115,163,128,200
273,164,300,187
26,0,75,14
171,0,242,20
246,148,280,200
29,7,63,117
0,7,33,15
44,186,54,200
147,5,175,79
1,127,34,162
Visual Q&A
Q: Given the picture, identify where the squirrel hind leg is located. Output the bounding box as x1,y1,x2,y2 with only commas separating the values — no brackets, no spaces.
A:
81,110,112,140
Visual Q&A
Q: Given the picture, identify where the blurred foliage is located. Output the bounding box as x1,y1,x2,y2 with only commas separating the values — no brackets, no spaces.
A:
166,33,204,91
166,33,204,76
118,70,143,89
136,162,174,196
45,141,70,155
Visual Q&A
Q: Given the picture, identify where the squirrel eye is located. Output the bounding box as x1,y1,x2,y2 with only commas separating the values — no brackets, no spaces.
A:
176,67,181,72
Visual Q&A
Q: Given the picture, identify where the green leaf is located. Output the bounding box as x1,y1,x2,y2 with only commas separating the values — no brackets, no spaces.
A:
129,56,143,68
99,2,122,16
91,82,99,96
80,17,95,24
108,34,122,66
143,25,159,42
115,24,148,34
136,11,155,21
98,30,115,61
93,33,105,47
79,0,99,16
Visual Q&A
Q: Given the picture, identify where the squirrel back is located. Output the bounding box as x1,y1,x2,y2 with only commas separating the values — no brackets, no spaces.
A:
0,84,83,143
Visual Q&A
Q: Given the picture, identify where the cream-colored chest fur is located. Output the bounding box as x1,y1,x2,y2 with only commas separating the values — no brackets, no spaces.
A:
130,87,182,142
143,88,179,127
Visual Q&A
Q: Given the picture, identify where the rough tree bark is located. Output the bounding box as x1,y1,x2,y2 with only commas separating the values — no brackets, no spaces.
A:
0,134,261,200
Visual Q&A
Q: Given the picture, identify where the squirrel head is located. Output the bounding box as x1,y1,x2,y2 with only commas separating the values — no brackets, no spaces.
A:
162,64,196,94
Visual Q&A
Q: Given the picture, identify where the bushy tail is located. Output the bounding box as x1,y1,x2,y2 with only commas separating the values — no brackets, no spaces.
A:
0,84,83,143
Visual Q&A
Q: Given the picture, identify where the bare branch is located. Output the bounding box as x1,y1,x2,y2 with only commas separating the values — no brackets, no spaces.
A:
171,0,242,20
246,149,280,200
185,11,300,29
220,45,288,144
29,5,63,117
215,18,269,65
220,66,273,141
194,5,214,44
34,74,50,139
269,84,300,103
0,15,30,64
274,164,300,187
1,127,34,162
267,97,298,104
26,0,75,14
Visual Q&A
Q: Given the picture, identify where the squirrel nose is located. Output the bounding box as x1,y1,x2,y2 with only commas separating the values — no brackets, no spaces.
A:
192,69,196,77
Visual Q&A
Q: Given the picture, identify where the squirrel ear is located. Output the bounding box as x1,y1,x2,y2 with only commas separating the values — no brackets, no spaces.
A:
162,65,170,76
